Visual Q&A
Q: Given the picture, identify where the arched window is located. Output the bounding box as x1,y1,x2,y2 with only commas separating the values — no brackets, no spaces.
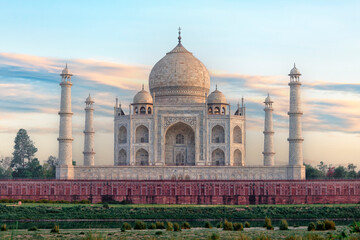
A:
136,125,149,143
140,107,146,114
212,125,225,143
118,149,127,165
222,107,226,115
135,149,149,166
148,107,152,114
212,148,225,166
234,149,242,166
176,153,185,166
214,107,220,114
118,126,127,144
176,134,185,144
208,107,213,114
134,107,138,114
233,126,242,143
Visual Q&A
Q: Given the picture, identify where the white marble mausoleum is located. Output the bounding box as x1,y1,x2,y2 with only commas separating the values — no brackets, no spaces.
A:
56,30,305,180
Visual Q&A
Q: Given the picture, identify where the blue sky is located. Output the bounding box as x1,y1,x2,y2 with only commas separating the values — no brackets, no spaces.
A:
0,0,360,166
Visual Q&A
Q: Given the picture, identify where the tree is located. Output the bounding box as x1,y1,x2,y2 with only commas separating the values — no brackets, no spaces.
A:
333,166,346,179
42,155,58,179
12,158,43,179
11,129,37,169
317,161,328,175
347,163,357,179
305,164,324,179
0,157,12,179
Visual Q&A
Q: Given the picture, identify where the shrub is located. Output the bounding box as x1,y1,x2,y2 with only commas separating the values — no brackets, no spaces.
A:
122,222,131,230
244,221,251,228
223,220,233,231
182,222,191,229
216,222,223,228
279,219,289,230
50,224,60,233
264,217,273,230
173,223,181,232
102,203,109,209
233,223,244,231
148,223,156,229
134,221,146,230
256,234,272,240
28,226,38,231
205,221,212,229
209,233,220,240
166,222,173,231
156,221,165,229
155,231,163,235
308,222,316,231
350,221,360,233
1,224,7,231
316,221,325,231
324,220,336,230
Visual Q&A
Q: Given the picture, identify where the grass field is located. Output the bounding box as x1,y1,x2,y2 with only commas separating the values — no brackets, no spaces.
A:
0,226,359,240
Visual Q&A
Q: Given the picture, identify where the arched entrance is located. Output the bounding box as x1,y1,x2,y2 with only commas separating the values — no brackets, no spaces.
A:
165,122,195,166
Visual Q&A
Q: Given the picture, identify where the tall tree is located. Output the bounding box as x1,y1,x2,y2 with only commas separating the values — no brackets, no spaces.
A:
347,163,357,179
11,129,37,169
333,166,346,179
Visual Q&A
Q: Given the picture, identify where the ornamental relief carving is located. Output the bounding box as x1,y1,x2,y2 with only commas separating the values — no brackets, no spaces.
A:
163,116,197,130
209,122,226,129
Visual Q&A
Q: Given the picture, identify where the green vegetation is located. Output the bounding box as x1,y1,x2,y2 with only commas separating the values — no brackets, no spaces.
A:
0,224,6,231
182,221,191,229
0,203,359,221
245,221,251,228
0,225,358,239
165,221,173,231
223,220,233,231
155,221,165,229
121,222,131,231
233,222,244,231
205,221,213,228
133,220,146,230
280,219,289,230
50,224,59,233
173,222,181,231
264,217,273,230
147,223,156,229
308,222,316,231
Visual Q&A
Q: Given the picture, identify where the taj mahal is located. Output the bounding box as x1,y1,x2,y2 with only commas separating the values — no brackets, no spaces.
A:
56,30,305,180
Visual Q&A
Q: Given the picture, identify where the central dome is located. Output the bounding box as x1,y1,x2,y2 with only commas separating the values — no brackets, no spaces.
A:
149,39,210,104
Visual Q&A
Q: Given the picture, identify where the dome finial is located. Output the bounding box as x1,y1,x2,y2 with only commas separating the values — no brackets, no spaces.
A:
178,27,182,44
216,84,218,90
142,84,144,90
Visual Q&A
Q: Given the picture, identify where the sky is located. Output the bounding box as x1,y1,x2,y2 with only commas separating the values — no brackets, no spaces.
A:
0,0,360,167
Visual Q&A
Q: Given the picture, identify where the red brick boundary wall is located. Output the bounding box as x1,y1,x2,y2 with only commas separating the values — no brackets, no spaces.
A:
0,179,359,204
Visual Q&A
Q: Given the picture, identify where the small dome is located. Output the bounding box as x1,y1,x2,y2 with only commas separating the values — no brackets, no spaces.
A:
133,87,153,104
289,64,301,75
61,64,71,75
85,94,94,103
264,93,272,103
207,87,227,104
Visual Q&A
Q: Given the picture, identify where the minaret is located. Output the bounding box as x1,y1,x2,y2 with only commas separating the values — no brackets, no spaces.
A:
263,94,275,166
57,64,74,178
288,64,303,166
83,94,95,166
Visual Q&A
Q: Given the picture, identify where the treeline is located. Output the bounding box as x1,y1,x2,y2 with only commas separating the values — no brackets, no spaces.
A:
305,161,360,179
0,129,60,179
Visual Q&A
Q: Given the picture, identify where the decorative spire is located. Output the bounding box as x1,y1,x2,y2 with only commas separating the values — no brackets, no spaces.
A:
178,27,182,44
142,84,144,90
215,84,218,90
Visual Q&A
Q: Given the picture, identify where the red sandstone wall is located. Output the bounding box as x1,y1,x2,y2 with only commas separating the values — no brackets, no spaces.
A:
0,180,359,204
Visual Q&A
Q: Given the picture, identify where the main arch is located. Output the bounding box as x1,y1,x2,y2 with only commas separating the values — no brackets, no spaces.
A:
165,122,195,166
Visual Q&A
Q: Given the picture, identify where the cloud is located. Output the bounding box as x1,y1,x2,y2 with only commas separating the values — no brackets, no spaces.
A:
0,52,359,137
